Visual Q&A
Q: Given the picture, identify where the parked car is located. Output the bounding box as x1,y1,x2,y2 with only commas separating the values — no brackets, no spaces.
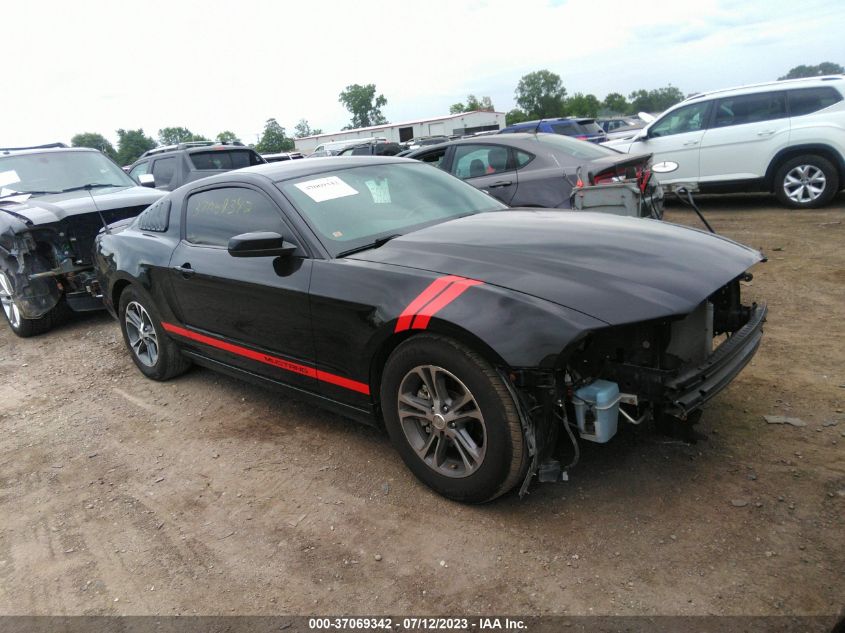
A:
402,136,451,150
0,145,164,336
603,76,845,208
308,138,387,158
95,157,765,503
337,141,404,157
597,116,646,140
262,152,304,162
127,142,265,191
403,133,660,213
500,118,608,143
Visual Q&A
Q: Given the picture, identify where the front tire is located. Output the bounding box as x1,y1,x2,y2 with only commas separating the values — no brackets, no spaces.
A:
774,154,839,209
118,286,190,381
380,335,527,503
0,271,54,338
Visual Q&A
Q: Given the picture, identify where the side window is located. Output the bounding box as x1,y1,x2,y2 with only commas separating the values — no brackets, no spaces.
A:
351,146,371,156
713,92,786,127
136,199,171,232
128,161,149,180
650,102,711,137
515,150,534,168
185,187,284,247
788,87,844,116
452,145,513,179
417,147,448,169
151,157,177,188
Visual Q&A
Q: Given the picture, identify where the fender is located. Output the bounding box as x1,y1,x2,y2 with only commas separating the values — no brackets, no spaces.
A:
764,143,845,188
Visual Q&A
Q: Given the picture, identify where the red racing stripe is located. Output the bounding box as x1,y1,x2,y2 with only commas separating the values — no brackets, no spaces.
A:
161,322,370,395
410,278,483,330
394,275,463,332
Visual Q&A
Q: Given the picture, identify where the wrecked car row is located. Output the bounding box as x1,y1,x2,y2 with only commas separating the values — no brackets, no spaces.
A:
2,148,766,503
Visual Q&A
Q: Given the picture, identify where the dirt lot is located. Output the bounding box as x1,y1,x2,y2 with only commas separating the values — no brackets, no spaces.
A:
0,194,843,617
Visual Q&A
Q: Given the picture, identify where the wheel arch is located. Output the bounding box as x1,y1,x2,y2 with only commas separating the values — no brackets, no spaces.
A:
765,144,845,191
368,322,511,421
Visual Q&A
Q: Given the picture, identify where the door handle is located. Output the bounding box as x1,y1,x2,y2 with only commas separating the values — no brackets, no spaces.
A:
488,180,513,188
757,130,775,136
682,141,699,147
173,263,195,278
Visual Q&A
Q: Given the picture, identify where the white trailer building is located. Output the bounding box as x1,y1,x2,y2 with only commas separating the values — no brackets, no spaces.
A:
293,110,506,154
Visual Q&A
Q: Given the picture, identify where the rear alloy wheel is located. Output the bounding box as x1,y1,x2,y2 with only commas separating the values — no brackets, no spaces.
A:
381,335,527,503
775,155,839,209
118,286,191,381
0,271,54,337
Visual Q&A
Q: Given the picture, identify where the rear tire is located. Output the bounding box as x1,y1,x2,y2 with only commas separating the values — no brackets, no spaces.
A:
380,334,527,503
774,154,839,209
118,286,190,381
0,271,54,338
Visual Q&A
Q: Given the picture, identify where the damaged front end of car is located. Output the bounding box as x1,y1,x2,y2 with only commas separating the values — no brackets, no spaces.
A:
509,272,765,492
0,204,150,320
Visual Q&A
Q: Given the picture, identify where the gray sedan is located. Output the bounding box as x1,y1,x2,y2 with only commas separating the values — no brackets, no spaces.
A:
404,133,655,209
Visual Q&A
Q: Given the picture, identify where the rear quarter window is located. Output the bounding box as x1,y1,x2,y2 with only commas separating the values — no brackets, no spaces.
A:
788,86,843,116
136,199,171,232
190,150,263,170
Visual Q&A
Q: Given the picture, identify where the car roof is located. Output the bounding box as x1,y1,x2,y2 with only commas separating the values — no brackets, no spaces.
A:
0,146,98,158
508,117,595,127
683,75,844,103
193,156,417,185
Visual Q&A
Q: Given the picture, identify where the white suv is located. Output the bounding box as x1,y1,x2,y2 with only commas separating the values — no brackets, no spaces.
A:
604,76,845,208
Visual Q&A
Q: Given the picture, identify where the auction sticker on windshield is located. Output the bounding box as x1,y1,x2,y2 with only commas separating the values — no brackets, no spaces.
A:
0,170,20,188
295,176,359,203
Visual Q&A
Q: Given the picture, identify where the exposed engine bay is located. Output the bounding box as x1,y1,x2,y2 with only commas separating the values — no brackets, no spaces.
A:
512,274,766,489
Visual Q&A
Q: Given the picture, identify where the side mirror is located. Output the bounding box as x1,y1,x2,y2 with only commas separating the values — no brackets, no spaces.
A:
228,231,297,258
634,129,649,141
138,173,156,188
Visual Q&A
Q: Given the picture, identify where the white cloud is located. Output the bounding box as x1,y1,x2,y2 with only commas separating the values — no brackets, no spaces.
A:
1,0,843,148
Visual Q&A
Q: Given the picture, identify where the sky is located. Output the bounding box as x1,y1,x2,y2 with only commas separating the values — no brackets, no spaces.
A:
3,0,844,149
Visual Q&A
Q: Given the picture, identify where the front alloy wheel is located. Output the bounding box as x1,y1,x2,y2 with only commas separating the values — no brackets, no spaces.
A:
398,365,487,478
0,271,22,330
0,270,54,337
381,334,527,503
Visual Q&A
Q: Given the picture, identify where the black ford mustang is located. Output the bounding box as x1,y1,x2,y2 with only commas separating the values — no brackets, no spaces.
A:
94,157,766,503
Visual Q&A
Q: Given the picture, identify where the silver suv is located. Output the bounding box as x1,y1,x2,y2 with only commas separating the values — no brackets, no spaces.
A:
605,76,845,208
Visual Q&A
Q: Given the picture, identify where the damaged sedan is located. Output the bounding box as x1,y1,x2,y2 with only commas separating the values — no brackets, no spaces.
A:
0,145,163,336
94,157,765,503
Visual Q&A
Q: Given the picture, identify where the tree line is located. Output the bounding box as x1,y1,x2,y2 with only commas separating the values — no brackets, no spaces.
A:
71,61,842,164
71,118,323,166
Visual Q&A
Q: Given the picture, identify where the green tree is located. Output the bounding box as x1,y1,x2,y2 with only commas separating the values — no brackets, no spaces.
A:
779,62,844,80
158,127,209,145
293,119,322,138
255,118,294,153
602,92,629,114
505,109,530,126
216,130,240,144
514,70,566,119
115,128,156,165
628,85,685,114
338,84,388,129
70,132,116,160
450,95,495,113
565,93,601,117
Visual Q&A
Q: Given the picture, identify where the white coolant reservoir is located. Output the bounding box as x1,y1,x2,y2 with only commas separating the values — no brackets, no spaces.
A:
573,380,621,443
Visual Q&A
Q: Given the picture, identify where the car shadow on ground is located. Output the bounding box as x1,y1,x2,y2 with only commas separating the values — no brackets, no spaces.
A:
663,189,845,212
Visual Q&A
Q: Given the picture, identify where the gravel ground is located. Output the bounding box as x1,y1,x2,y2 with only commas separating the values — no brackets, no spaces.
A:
0,193,842,616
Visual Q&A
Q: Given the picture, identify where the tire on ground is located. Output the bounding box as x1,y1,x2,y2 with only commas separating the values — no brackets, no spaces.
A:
0,271,54,338
774,154,839,209
380,334,527,503
118,285,191,381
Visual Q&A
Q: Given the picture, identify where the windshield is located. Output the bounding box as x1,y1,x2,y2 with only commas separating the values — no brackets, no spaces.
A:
530,133,620,159
0,150,135,196
277,162,506,257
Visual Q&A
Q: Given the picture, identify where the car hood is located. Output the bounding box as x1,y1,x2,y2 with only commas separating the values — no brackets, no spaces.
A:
0,185,163,225
349,210,764,325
